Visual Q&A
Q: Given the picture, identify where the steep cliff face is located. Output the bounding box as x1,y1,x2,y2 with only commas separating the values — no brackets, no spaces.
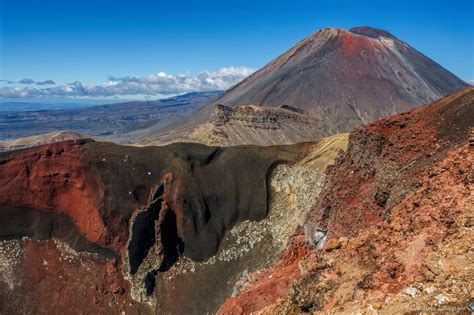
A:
139,26,468,146
219,87,474,314
0,134,348,314
148,134,347,314
170,104,332,146
307,86,473,238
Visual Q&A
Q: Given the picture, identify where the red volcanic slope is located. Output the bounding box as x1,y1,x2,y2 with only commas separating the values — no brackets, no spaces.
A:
218,232,310,314
218,86,474,314
9,240,141,314
308,86,473,238
0,141,108,245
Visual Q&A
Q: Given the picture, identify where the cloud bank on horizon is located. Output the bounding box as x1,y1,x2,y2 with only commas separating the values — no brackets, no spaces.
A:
0,66,255,99
1,79,57,86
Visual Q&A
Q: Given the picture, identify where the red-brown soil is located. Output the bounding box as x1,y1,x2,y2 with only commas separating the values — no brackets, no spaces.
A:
217,233,309,314
308,85,473,238
218,86,474,314
0,238,149,314
0,141,108,245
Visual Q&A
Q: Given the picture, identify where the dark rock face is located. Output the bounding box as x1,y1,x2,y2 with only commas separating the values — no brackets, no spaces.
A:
210,104,314,129
197,103,331,146
0,204,115,259
127,185,164,275
470,127,474,147
0,138,303,313
349,26,396,39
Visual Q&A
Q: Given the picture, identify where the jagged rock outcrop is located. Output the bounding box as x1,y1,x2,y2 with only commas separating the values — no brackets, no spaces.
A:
184,104,331,146
149,133,347,314
219,86,474,314
306,86,474,238
211,104,312,128
137,26,468,146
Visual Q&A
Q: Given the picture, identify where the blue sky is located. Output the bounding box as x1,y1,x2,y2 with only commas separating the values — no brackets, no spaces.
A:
0,0,473,102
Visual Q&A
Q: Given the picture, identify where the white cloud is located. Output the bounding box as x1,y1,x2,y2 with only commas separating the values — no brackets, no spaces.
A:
0,66,255,99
